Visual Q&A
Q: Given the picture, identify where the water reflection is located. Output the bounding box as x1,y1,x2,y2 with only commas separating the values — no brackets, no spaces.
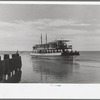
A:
32,58,80,83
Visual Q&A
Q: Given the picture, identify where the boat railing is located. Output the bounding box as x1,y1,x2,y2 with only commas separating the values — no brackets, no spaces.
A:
33,49,63,53
33,48,80,56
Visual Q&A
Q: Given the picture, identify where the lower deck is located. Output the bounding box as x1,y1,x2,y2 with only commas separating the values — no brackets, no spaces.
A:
30,52,73,61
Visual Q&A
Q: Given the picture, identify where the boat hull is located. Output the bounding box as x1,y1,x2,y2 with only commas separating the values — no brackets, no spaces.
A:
30,52,73,61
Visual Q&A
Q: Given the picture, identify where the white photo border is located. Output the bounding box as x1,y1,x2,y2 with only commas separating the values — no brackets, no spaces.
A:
0,1,100,99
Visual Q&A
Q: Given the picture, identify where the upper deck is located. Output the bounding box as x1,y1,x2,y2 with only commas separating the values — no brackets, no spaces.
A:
33,40,72,50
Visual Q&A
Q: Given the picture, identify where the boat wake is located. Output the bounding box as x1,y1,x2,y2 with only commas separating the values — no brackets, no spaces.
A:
82,65,100,68
75,58,100,63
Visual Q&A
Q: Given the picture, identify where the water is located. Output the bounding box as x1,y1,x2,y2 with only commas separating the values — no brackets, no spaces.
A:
20,51,100,83
1,51,100,83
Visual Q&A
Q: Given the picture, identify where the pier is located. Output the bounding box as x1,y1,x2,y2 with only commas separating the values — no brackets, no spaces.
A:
0,53,22,83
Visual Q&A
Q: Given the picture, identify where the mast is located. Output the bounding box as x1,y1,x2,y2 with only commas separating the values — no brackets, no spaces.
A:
46,33,47,44
41,33,42,44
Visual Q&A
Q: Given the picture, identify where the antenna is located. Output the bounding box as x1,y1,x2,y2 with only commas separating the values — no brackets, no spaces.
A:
41,33,42,44
46,33,47,44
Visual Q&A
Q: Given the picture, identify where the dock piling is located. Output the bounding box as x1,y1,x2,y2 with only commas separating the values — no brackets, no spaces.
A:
0,53,22,83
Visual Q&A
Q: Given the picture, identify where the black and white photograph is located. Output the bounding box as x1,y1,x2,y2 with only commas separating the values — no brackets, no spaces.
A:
0,2,100,83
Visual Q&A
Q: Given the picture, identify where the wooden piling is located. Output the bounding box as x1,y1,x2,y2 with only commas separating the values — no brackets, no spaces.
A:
0,53,22,83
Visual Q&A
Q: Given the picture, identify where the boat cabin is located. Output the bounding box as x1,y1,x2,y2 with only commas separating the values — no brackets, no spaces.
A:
33,40,73,53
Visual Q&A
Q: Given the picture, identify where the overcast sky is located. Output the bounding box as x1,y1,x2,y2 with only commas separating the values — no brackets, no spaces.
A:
0,4,100,51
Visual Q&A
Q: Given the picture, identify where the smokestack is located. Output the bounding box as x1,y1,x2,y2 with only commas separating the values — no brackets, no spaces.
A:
46,33,47,44
41,33,42,44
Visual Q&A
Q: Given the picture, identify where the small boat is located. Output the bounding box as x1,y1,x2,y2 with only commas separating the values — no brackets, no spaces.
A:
30,34,80,61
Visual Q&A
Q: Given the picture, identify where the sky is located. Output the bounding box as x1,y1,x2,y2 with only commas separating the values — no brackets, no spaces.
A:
0,4,100,51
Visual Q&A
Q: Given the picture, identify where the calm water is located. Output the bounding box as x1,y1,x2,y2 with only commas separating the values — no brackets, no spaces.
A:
20,51,100,83
1,51,100,83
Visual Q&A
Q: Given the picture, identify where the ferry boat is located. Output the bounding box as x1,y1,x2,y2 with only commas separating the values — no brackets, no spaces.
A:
30,34,80,61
